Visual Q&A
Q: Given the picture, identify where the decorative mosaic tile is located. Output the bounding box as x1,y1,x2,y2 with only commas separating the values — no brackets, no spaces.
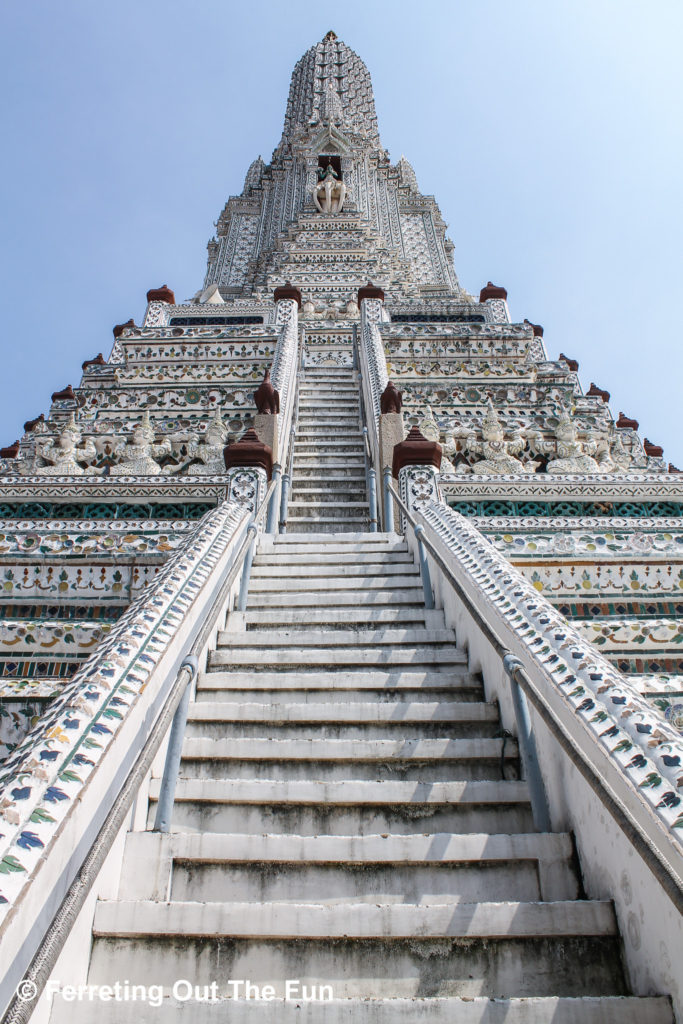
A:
0,501,247,917
421,501,683,841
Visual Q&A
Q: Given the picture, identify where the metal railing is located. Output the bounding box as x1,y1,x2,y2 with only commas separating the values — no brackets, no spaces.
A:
153,476,277,832
385,477,551,831
353,327,379,532
278,325,305,534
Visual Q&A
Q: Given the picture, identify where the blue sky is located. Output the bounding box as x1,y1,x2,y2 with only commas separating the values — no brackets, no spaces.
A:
1,0,681,463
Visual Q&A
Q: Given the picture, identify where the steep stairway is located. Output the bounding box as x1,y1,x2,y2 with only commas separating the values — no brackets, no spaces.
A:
287,365,370,533
49,532,673,1022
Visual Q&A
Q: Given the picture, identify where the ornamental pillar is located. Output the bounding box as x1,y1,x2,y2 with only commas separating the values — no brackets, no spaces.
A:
392,426,443,529
224,428,272,512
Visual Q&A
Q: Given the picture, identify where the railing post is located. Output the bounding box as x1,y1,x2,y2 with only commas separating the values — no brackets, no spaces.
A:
237,522,259,611
414,524,435,609
266,463,282,534
368,467,378,532
153,654,198,833
279,472,291,533
503,654,552,833
383,467,394,533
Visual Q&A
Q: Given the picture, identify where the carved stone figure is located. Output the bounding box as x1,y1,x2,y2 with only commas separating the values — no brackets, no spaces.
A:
313,163,347,214
35,415,98,476
380,381,403,414
186,409,229,475
544,405,601,474
253,369,280,414
110,412,172,476
465,399,534,475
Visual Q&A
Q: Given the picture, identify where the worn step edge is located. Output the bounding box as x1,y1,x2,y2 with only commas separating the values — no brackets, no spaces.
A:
92,899,616,939
187,702,496,723
179,737,519,761
148,778,530,805
215,629,456,646
47,995,676,1024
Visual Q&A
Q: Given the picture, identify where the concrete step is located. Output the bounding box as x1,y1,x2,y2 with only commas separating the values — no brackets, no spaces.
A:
186,700,498,728
120,830,580,903
242,607,431,628
285,520,371,533
195,670,483,702
147,777,535,835
288,473,367,487
253,550,411,565
293,443,366,454
267,536,403,550
244,589,426,607
93,897,615,940
216,628,457,646
49,995,676,1024
292,461,367,473
88,899,624,999
287,489,367,498
249,563,416,579
178,737,518,782
296,418,361,428
247,573,420,592
208,646,466,669
292,451,366,462
287,499,369,512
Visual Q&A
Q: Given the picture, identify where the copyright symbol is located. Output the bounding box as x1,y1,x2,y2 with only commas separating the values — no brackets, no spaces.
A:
15,980,37,1002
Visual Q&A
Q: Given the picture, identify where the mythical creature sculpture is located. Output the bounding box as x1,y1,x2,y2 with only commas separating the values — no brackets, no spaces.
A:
253,369,280,414
110,412,172,476
313,163,347,215
186,409,229,475
465,399,534,475
35,415,98,476
542,405,602,474
380,381,403,414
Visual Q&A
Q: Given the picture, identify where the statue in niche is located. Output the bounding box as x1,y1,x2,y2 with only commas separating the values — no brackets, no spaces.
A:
465,399,535,475
110,411,172,475
418,406,457,474
35,414,99,476
541,404,602,474
313,163,347,214
185,409,229,475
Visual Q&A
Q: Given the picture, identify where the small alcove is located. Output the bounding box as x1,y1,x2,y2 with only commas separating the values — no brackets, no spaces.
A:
318,154,342,179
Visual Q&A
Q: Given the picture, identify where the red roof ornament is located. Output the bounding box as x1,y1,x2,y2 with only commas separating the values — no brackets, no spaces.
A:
0,441,20,459
146,285,175,304
586,383,610,403
113,318,136,338
668,463,681,474
559,353,579,372
358,280,385,304
643,438,664,458
82,353,106,371
51,385,76,403
24,414,45,433
616,411,639,430
273,281,302,307
392,426,442,478
479,281,507,302
223,428,273,480
523,319,544,337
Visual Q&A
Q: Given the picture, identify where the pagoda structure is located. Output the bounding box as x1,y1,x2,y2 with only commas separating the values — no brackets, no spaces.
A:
0,31,681,1024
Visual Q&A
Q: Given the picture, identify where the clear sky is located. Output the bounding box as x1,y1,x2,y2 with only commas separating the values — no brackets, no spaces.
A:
1,0,681,463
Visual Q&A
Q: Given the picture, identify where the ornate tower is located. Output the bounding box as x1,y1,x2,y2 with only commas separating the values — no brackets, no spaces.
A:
0,33,680,1024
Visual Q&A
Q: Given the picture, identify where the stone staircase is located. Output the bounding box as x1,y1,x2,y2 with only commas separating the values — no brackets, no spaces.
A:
49,532,673,1022
287,364,370,533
